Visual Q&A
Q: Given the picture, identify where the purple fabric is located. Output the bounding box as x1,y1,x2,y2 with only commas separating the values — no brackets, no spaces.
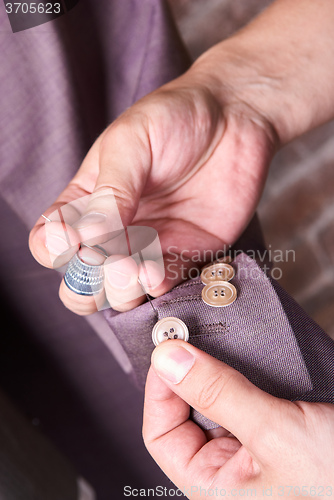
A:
0,0,190,227
0,1,190,498
104,252,334,430
1,0,334,493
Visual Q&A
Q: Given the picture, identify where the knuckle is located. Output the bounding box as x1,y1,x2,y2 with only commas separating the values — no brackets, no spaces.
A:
195,370,234,411
102,112,146,148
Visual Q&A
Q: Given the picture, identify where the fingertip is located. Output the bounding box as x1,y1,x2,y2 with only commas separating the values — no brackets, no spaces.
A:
104,254,146,310
59,279,106,315
138,259,165,295
108,296,146,312
29,221,80,269
104,254,139,288
152,341,196,385
29,223,52,268
147,257,201,298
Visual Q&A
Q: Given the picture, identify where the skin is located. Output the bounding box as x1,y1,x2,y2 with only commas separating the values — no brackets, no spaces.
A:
29,72,275,314
144,342,334,498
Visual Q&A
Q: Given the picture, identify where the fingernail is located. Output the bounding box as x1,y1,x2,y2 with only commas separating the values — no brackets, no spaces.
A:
73,213,106,229
78,247,106,266
153,345,195,384
139,271,164,290
106,268,132,289
46,234,70,255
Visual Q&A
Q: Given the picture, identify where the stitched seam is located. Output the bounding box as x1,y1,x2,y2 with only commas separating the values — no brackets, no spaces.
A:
173,280,202,290
192,322,230,335
196,328,229,335
201,321,230,332
158,296,202,306
190,331,229,340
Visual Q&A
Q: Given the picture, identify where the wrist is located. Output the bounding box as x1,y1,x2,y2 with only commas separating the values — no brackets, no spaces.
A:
186,0,334,148
188,40,302,147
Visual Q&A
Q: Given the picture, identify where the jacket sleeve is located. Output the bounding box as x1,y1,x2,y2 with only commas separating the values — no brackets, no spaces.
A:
103,219,334,430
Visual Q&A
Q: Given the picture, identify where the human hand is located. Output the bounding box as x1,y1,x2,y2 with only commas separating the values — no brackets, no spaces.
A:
29,63,276,315
29,0,334,317
143,341,334,498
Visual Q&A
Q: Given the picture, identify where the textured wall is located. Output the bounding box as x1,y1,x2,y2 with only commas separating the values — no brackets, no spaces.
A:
168,0,334,338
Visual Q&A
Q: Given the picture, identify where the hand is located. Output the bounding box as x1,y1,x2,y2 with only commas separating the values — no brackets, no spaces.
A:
143,341,334,498
29,0,334,317
28,64,276,315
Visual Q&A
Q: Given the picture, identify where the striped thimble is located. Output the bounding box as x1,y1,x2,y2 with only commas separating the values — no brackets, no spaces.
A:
64,252,104,296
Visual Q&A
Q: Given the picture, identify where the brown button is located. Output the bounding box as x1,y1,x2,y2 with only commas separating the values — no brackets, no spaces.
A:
202,281,237,307
152,317,189,346
201,263,235,285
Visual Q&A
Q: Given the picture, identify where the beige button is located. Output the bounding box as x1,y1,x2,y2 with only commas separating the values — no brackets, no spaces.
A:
152,317,189,346
201,263,235,285
214,255,233,265
202,281,237,307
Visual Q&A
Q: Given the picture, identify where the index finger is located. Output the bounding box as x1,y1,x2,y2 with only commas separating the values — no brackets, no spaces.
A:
28,134,103,269
143,366,208,483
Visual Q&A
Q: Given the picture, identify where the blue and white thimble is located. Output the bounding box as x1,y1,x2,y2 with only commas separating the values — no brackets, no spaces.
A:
64,251,104,296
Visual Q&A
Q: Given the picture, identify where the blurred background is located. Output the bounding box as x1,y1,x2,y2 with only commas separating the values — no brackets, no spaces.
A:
168,0,334,338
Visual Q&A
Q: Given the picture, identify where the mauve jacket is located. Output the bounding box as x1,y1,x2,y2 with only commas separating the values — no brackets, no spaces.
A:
0,1,333,498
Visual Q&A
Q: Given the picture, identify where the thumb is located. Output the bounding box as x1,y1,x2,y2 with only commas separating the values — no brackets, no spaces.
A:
29,113,151,268
151,340,288,456
73,114,152,245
